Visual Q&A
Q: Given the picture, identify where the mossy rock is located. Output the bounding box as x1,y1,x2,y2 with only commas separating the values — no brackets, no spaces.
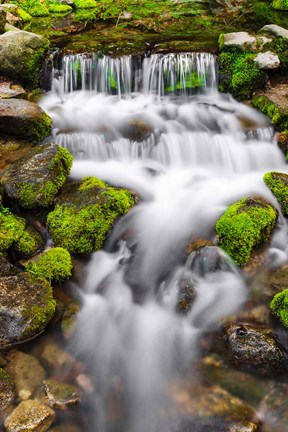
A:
218,50,267,100
215,197,278,265
0,369,15,420
4,399,55,432
16,0,50,17
26,247,72,283
0,253,18,277
43,379,80,409
47,3,73,14
270,288,288,327
252,91,288,131
0,272,56,347
263,172,288,215
73,0,97,9
0,208,43,258
47,176,135,254
272,0,288,10
1,143,73,209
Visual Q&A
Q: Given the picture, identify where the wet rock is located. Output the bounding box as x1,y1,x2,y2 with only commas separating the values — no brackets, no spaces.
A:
259,24,288,40
1,143,73,209
6,351,46,401
4,399,55,432
61,301,80,340
0,273,56,348
43,379,80,410
0,253,18,277
26,247,72,284
0,29,49,88
47,176,135,254
225,305,271,327
0,137,33,171
0,368,15,420
0,77,27,99
277,130,288,157
41,342,74,372
250,264,288,303
254,51,280,70
259,382,288,431
120,119,153,142
176,275,197,314
222,322,288,376
252,85,288,131
219,32,257,52
263,171,288,216
0,99,51,142
215,197,278,266
187,246,235,277
0,9,6,34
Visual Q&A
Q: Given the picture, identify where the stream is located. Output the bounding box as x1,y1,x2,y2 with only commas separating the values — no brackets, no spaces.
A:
40,51,288,432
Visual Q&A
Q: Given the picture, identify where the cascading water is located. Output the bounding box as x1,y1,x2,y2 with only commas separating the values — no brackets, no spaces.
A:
41,51,288,432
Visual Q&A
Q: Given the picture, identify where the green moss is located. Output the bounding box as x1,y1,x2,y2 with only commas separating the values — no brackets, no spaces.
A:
267,37,288,71
15,226,43,258
24,41,50,89
19,0,50,16
18,183,37,209
26,247,72,283
0,208,26,253
263,172,288,215
270,288,288,327
218,33,225,51
218,50,266,100
48,3,73,13
47,177,135,254
73,0,97,9
17,8,32,21
252,95,288,131
216,197,278,265
272,0,288,10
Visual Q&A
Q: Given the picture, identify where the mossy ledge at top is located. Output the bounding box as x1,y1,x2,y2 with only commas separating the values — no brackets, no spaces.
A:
215,197,278,265
47,176,135,254
263,171,288,216
1,143,73,209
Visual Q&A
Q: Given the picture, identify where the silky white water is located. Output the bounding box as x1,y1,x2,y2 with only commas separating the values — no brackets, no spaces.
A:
41,52,288,432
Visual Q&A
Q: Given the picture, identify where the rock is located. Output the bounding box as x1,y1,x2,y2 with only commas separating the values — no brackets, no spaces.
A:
263,172,288,215
219,32,257,52
0,137,33,171
259,382,288,431
252,85,288,131
47,176,135,254
1,143,73,209
61,301,80,339
0,273,56,348
250,264,288,303
0,99,51,142
0,8,6,34
4,400,55,432
0,253,18,276
41,342,74,371
43,379,80,410
0,29,49,88
215,197,278,266
26,247,72,284
277,131,288,157
0,368,15,420
187,246,235,277
259,24,288,40
253,51,280,70
6,351,46,401
176,275,197,314
270,288,288,328
222,322,288,376
0,77,27,99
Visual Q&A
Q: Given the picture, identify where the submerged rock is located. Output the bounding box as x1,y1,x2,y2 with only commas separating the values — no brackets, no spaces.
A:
0,368,15,421
4,400,55,432
222,322,288,376
0,29,49,88
41,342,74,371
43,379,80,410
0,273,56,348
0,99,51,142
6,351,46,401
259,382,288,431
263,171,288,216
47,176,135,254
252,85,288,131
1,143,73,209
215,197,277,266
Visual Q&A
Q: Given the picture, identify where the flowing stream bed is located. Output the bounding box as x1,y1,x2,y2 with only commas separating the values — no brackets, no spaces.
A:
40,51,288,432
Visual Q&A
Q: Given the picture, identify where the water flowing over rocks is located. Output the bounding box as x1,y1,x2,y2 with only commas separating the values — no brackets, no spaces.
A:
0,99,51,143
0,273,55,348
1,143,73,209
4,399,55,432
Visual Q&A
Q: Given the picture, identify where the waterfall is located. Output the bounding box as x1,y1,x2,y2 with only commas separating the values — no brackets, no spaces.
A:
41,50,288,432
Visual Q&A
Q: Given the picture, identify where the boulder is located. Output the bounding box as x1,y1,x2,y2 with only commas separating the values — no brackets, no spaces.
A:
270,288,288,328
263,171,288,215
6,351,46,401
0,29,49,88
222,322,288,376
0,368,15,421
254,51,280,69
0,99,51,142
0,272,56,348
47,176,135,254
4,400,55,432
1,143,73,209
259,24,288,39
219,32,257,51
0,77,27,99
252,85,288,131
26,247,72,284
43,379,80,410
41,342,74,372
215,197,278,265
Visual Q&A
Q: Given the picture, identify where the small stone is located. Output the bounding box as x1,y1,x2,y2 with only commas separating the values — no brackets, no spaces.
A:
41,342,74,371
254,51,280,70
0,368,15,420
259,24,288,40
43,379,80,410
4,400,55,432
220,32,257,51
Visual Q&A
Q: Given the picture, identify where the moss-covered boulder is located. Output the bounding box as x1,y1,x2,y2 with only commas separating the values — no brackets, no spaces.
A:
73,0,97,9
215,197,278,265
0,29,49,88
0,272,56,347
47,3,73,14
0,369,15,421
26,247,72,283
264,171,288,215
0,207,43,258
272,1,288,11
18,0,49,17
1,143,73,209
270,288,288,328
43,379,80,410
4,400,55,432
0,99,51,142
252,89,288,131
47,176,135,254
